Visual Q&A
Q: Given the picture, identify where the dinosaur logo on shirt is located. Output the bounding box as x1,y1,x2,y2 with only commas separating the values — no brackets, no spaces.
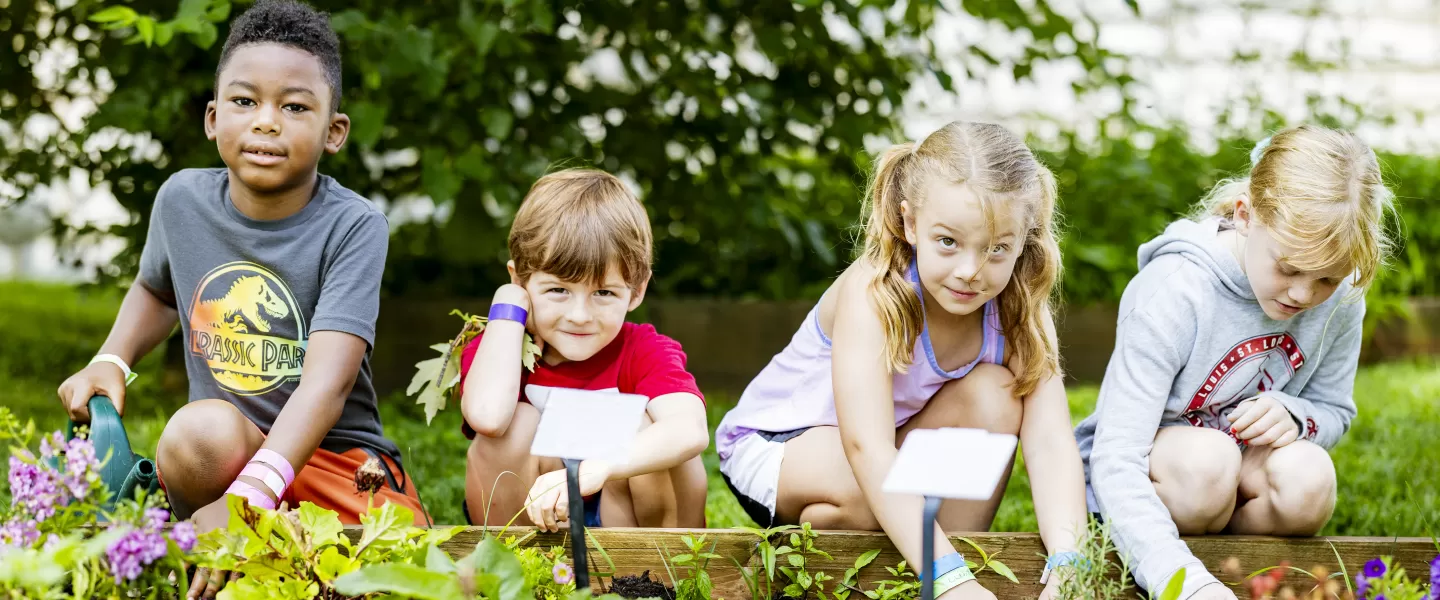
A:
188,262,307,395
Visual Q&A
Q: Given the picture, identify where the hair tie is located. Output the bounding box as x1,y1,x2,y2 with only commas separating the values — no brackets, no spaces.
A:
1250,136,1273,167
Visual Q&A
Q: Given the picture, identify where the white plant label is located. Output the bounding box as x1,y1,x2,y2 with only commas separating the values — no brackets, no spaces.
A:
882,428,1018,500
529,387,648,463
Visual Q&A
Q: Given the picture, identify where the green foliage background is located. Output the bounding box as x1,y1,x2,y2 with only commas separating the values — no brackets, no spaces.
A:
9,0,1431,306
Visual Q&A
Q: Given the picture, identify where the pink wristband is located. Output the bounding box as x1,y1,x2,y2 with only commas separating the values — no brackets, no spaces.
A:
251,449,296,487
226,480,277,511
240,463,287,499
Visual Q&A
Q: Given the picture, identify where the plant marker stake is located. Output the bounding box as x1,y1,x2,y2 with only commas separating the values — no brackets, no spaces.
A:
920,495,942,600
565,458,590,591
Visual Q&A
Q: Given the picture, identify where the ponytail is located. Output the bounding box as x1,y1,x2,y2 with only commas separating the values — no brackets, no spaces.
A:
860,143,925,374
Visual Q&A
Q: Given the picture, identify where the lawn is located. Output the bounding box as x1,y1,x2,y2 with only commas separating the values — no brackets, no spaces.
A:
3,281,1437,536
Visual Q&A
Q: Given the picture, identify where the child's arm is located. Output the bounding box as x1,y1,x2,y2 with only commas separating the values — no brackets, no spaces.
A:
1258,300,1363,449
1090,300,1220,597
1012,314,1087,563
58,192,178,422
251,330,368,479
587,392,707,481
460,284,532,437
57,284,178,421
829,271,969,577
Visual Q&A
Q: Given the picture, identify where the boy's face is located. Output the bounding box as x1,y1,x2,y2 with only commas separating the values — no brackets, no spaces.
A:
206,43,349,197
515,263,646,365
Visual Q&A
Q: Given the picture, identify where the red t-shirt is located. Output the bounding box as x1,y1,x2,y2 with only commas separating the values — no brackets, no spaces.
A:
458,322,704,438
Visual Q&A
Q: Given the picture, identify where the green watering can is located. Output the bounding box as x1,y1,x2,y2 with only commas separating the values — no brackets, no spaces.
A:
50,395,162,516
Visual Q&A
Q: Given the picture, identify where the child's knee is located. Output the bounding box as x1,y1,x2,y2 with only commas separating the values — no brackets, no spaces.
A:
1264,441,1336,533
1152,428,1242,528
157,399,254,483
935,363,1022,433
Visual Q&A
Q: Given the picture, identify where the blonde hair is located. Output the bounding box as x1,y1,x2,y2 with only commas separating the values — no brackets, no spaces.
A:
859,121,1062,397
509,169,653,289
1194,124,1396,289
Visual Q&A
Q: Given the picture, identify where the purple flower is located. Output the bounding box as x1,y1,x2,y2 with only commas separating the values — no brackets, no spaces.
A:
1356,573,1371,599
105,528,169,583
38,431,63,460
9,455,63,521
145,508,170,532
0,519,39,549
1365,558,1388,579
169,522,197,553
60,437,99,501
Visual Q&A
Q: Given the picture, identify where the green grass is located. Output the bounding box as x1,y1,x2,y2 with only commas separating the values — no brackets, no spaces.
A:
2,281,1436,535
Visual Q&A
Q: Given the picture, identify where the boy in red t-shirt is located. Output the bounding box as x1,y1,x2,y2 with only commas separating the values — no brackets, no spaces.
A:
458,169,709,530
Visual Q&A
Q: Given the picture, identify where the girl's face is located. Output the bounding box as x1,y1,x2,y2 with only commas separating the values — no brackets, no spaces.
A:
903,181,1025,317
1232,201,1351,321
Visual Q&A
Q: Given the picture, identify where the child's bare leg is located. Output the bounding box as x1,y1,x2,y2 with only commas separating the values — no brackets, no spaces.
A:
899,363,1022,532
465,402,550,526
623,411,708,528
671,454,709,528
1227,440,1335,535
774,426,882,530
774,364,1022,531
1149,426,1242,534
155,399,264,518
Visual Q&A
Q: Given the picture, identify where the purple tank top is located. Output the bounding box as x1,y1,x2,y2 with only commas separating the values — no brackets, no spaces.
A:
716,265,1007,460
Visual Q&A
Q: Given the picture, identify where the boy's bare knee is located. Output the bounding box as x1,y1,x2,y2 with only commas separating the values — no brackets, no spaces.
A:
157,400,256,514
1264,441,1336,534
157,400,253,481
1152,427,1241,533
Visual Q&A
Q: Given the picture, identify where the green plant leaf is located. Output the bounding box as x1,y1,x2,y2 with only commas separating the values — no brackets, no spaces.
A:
333,563,465,600
135,17,156,46
474,537,532,600
988,560,1018,584
427,543,458,574
88,6,137,24
482,108,514,140
856,549,881,570
788,553,804,567
315,546,360,583
298,502,344,549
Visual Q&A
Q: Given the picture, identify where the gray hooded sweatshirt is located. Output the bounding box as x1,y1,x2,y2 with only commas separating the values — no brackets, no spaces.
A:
1074,217,1363,598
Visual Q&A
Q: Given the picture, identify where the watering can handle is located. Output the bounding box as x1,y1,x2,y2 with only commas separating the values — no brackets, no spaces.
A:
68,395,124,436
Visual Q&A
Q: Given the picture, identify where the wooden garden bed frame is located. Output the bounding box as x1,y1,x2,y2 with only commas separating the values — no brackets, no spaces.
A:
346,527,1437,600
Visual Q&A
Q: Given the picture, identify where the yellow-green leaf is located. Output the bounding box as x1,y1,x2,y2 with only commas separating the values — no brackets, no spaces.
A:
89,6,137,24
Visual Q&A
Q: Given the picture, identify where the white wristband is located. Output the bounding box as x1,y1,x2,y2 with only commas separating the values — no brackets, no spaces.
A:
90,354,138,386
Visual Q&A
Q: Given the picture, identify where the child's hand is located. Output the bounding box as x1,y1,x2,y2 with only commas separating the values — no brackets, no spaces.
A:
492,283,532,312
56,362,128,423
187,498,239,599
1226,394,1299,447
524,460,612,532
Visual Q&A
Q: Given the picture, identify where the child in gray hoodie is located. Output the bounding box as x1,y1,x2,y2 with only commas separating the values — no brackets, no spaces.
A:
1074,125,1397,600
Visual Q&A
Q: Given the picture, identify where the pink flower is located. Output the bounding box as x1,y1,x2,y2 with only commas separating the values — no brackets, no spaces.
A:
553,561,574,585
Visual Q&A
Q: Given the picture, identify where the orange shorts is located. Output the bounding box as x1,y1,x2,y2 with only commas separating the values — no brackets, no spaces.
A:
160,447,429,526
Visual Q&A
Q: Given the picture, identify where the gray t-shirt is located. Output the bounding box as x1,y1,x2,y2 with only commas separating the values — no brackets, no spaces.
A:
138,168,399,459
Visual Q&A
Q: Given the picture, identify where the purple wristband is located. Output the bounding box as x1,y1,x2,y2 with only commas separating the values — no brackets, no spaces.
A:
488,302,528,325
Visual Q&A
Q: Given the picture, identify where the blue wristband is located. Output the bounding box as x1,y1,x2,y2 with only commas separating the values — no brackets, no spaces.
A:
488,303,528,325
1041,551,1084,583
933,552,967,577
